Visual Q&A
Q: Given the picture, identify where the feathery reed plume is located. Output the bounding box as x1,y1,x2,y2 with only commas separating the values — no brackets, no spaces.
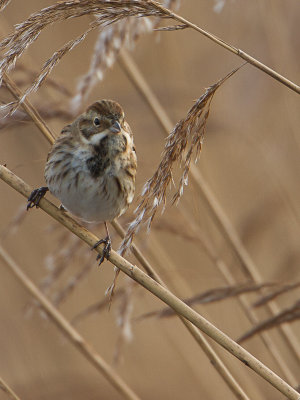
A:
154,23,187,31
71,21,136,113
71,288,125,326
119,65,244,256
71,0,180,112
1,27,95,114
238,300,300,343
52,258,94,307
23,229,82,316
136,282,276,320
12,64,73,97
0,0,178,114
113,278,135,365
253,282,300,307
41,231,82,293
0,205,26,241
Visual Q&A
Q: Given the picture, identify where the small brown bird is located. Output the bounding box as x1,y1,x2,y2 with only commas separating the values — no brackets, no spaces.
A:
27,99,137,264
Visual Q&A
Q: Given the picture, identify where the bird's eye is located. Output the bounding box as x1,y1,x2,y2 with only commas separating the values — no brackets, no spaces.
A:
94,117,100,126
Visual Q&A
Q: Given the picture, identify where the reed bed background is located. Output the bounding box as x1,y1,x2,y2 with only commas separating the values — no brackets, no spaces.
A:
0,1,299,399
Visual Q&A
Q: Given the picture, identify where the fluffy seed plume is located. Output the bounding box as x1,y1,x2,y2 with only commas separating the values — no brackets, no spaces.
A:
252,281,300,307
119,64,244,255
113,278,135,365
0,0,180,114
238,299,300,343
135,282,277,320
71,0,181,112
70,18,151,113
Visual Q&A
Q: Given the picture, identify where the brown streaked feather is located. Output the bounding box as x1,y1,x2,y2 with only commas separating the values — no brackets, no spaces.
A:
87,100,124,120
44,99,136,224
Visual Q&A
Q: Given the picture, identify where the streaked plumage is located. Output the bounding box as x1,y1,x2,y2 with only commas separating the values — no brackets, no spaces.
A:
28,99,136,264
44,100,136,223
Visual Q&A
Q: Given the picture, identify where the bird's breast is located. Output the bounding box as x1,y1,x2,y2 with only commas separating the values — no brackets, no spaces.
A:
45,135,135,223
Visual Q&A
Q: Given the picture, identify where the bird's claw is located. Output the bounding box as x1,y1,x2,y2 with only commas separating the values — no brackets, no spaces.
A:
27,187,49,210
92,236,112,266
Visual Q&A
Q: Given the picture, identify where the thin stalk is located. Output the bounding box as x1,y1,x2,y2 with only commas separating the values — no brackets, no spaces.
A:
0,246,140,400
0,165,299,400
118,49,300,363
3,74,55,143
178,206,298,387
150,1,300,94
4,74,250,400
111,221,251,400
0,376,21,400
192,168,300,361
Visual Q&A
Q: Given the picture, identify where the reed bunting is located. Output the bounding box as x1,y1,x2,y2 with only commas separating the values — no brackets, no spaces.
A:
27,100,137,264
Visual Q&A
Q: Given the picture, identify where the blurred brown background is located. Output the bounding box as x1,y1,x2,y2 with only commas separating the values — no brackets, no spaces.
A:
0,1,299,399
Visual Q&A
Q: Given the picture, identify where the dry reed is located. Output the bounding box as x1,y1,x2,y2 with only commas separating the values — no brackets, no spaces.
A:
117,46,300,365
113,278,135,365
253,282,300,308
0,245,141,400
119,65,243,256
238,300,300,344
1,164,299,400
1,69,253,398
0,1,172,114
0,0,298,117
0,375,21,400
0,0,11,12
136,282,278,320
117,49,300,383
71,288,125,326
1,2,298,396
71,0,180,112
3,71,252,400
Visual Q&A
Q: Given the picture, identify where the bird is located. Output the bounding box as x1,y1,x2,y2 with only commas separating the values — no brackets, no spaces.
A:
27,99,137,264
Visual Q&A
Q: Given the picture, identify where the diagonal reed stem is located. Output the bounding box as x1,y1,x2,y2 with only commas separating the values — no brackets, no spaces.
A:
3,74,55,143
118,49,300,364
150,0,299,94
0,375,21,400
3,73,251,400
0,165,299,400
0,245,140,400
111,221,251,400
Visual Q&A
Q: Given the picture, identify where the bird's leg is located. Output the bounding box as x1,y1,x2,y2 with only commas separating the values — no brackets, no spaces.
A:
91,222,112,266
27,187,49,210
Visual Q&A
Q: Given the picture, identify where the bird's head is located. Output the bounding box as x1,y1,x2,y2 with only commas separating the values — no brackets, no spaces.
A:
78,99,125,145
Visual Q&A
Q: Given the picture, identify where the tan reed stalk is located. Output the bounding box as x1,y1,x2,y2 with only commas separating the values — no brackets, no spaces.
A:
133,236,270,400
0,375,21,400
0,246,140,400
3,66,297,390
3,74,251,400
149,1,300,94
118,49,300,363
3,74,56,143
0,0,298,111
0,165,299,400
140,233,299,389
111,222,251,400
177,207,299,387
192,169,300,361
0,0,11,12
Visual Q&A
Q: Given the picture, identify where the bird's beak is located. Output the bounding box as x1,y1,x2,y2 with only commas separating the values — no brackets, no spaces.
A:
110,120,121,133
